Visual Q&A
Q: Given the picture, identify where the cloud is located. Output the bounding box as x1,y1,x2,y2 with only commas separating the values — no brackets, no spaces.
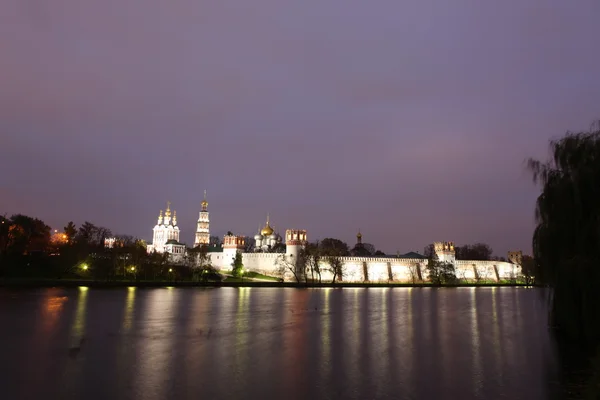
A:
1,0,599,255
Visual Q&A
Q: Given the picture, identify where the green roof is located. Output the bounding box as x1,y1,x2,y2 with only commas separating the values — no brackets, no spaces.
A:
399,251,425,259
206,245,223,253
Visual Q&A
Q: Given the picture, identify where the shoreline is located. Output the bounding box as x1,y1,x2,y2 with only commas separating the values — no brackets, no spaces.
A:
0,279,535,289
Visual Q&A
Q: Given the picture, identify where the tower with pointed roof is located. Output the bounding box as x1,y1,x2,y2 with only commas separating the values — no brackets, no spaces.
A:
194,190,210,247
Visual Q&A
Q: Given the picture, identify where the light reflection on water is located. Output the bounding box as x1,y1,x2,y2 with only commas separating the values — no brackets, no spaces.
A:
122,287,135,332
471,287,483,397
0,287,560,400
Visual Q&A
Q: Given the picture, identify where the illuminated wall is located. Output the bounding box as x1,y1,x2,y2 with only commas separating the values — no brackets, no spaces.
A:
206,250,521,283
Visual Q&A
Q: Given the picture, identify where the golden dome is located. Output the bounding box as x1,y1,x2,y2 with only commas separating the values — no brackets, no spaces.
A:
261,223,274,236
261,214,273,236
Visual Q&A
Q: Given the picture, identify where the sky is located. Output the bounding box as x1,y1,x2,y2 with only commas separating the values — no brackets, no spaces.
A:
1,0,599,256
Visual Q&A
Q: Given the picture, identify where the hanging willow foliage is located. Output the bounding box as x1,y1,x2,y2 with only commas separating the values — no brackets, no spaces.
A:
528,121,600,345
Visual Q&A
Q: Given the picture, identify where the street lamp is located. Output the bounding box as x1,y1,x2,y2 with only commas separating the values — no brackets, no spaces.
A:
82,264,88,271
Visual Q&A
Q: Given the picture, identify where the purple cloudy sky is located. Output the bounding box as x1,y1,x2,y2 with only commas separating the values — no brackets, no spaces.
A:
1,0,599,255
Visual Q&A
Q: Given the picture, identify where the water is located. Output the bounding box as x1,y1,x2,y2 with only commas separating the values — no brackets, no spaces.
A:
0,287,563,399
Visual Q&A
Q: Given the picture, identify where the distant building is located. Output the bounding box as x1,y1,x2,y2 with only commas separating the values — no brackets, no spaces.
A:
253,215,283,252
194,190,210,247
143,197,523,281
147,202,185,261
104,237,121,248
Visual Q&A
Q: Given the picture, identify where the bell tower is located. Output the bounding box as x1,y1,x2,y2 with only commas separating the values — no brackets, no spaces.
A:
194,190,210,247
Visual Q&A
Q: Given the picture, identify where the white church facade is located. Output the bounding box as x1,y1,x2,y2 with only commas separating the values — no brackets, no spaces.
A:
145,196,523,283
146,202,186,260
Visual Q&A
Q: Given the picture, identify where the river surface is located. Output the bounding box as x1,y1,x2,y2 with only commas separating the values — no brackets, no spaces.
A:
0,287,564,399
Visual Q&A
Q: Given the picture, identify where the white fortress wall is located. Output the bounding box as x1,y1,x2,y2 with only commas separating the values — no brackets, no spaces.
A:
207,252,229,270
391,259,425,281
241,253,280,275
207,250,521,283
454,260,521,281
305,257,426,282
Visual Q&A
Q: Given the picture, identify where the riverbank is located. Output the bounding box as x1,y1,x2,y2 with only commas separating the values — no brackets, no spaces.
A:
0,278,533,289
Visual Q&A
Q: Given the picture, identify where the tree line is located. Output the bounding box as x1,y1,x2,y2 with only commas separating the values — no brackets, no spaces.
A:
0,216,219,282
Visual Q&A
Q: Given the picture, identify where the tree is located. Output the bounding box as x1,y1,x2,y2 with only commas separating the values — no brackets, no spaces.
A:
326,256,344,284
303,242,322,283
351,242,375,257
275,253,303,283
210,235,222,247
474,264,492,283
425,251,456,285
407,262,420,284
455,243,493,260
271,242,286,253
0,215,9,255
243,236,255,252
63,222,77,244
320,238,350,256
373,250,386,256
527,121,600,345
363,243,376,255
231,252,243,278
423,244,435,258
76,222,112,247
4,214,51,255
521,255,536,285
319,238,348,283
187,245,213,281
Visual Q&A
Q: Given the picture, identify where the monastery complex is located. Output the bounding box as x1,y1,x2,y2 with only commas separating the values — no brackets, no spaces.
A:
144,194,523,283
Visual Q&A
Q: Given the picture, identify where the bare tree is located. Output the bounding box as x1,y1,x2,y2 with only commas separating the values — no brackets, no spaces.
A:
302,242,322,283
209,235,222,247
243,236,255,253
325,256,344,284
407,262,420,284
275,254,303,283
455,265,468,283
475,264,492,283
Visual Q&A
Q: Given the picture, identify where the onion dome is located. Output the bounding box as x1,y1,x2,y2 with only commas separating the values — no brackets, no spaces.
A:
261,223,274,236
261,214,274,236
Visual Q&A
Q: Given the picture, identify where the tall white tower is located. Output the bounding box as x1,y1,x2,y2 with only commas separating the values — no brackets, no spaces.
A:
194,190,210,247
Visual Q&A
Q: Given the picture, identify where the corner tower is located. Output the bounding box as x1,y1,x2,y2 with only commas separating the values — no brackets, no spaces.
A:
433,241,456,264
194,190,210,247
223,233,245,266
285,229,307,259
